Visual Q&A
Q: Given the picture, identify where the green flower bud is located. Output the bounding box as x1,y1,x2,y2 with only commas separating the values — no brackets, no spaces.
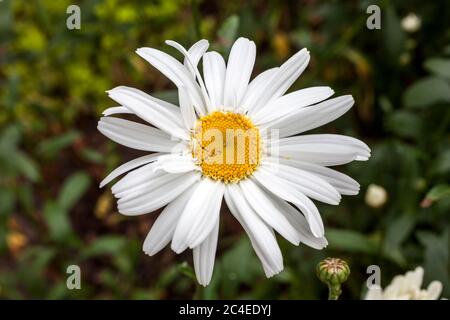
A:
316,258,350,300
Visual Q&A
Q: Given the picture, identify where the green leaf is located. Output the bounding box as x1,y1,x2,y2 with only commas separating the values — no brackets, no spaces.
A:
217,15,240,47
178,261,196,280
383,214,416,265
385,111,421,139
417,230,449,297
80,148,104,164
58,171,91,211
403,77,450,109
424,58,450,79
13,151,40,182
0,125,21,152
422,184,450,207
326,229,379,254
80,236,126,258
37,130,80,158
43,201,72,242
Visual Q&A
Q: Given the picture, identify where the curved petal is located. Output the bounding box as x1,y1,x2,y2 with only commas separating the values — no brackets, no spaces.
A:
239,179,301,245
203,51,226,110
253,86,334,124
153,154,198,173
225,184,283,277
252,167,324,238
261,161,342,205
117,171,200,215
143,188,195,256
100,153,163,188
241,67,278,114
165,40,212,111
275,134,371,165
102,106,133,116
178,86,197,130
223,38,256,109
273,157,360,195
193,218,219,286
249,48,310,114
107,86,189,140
263,190,328,249
171,178,224,253
184,39,209,75
98,117,188,152
261,95,355,137
136,47,206,115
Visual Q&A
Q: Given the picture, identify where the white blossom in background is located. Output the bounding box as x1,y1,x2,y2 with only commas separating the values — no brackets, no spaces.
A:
365,184,387,208
97,38,371,286
401,13,421,33
365,267,444,300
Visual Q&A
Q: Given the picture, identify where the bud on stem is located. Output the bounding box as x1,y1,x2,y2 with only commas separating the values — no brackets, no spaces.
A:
316,257,350,300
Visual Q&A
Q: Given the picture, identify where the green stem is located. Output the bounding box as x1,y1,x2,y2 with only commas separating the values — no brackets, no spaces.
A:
328,284,342,300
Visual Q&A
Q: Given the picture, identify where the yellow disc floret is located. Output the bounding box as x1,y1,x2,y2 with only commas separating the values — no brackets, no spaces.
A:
192,111,261,183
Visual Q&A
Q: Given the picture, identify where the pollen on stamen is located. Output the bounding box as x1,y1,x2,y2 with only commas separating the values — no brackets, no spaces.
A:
191,111,261,183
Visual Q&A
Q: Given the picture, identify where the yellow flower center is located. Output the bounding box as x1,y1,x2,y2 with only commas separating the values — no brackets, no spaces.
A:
192,111,261,183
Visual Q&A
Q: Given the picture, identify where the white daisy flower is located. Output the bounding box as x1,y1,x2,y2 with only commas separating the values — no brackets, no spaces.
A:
365,267,443,300
98,37,370,286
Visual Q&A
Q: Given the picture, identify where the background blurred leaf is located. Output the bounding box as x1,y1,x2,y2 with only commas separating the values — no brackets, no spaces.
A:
217,15,239,49
326,229,379,254
58,171,91,211
417,230,449,297
403,77,450,109
37,130,80,158
424,58,450,79
43,201,72,242
81,236,126,259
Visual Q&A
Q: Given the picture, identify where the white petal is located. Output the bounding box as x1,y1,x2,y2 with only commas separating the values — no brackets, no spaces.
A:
253,86,334,124
203,51,226,110
223,37,256,109
153,154,198,173
98,117,187,152
136,47,206,115
171,179,224,253
107,86,189,140
193,218,219,286
426,281,443,300
117,172,200,215
275,158,360,195
102,106,132,116
100,153,163,188
116,171,181,201
143,189,195,256
241,68,278,114
111,162,160,195
225,185,283,277
249,48,310,114
264,191,328,250
165,40,212,112
253,167,324,237
184,39,209,75
178,86,197,130
262,95,355,137
239,179,301,245
274,134,371,165
261,161,342,205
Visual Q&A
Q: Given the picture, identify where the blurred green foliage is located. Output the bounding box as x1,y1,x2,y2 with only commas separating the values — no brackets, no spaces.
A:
0,0,449,299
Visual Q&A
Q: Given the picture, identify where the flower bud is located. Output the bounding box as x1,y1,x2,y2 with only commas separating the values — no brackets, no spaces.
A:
317,258,350,299
365,184,387,208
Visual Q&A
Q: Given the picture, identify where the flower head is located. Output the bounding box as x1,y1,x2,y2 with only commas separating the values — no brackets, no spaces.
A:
365,267,443,300
98,38,370,286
